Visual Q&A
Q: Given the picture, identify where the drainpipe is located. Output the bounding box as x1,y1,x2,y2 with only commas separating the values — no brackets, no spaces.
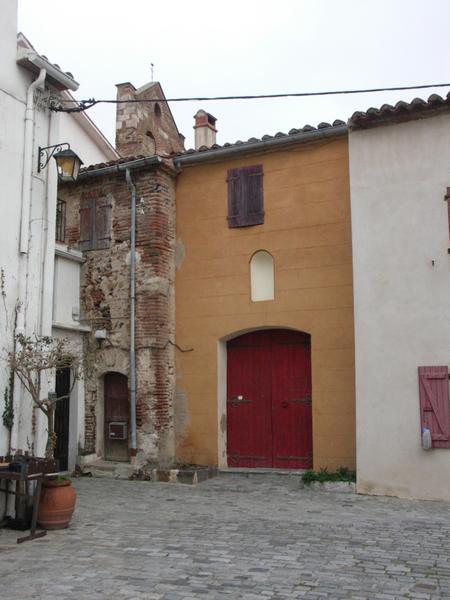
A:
125,168,137,460
20,68,46,256
16,67,47,335
11,68,47,454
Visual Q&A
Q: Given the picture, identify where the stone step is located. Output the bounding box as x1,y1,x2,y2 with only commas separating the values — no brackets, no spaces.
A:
82,460,136,480
218,467,306,477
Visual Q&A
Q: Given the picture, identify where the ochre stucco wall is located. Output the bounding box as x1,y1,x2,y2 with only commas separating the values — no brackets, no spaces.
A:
175,136,355,470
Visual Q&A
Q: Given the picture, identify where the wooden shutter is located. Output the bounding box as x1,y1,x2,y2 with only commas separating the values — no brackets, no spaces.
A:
94,196,112,249
227,165,264,228
227,168,242,227
79,196,93,251
242,165,264,226
418,366,450,448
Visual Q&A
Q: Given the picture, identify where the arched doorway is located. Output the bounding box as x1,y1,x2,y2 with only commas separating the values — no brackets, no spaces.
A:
227,329,312,469
104,372,129,461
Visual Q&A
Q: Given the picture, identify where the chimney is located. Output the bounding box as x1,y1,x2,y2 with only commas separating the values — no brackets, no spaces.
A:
194,109,217,149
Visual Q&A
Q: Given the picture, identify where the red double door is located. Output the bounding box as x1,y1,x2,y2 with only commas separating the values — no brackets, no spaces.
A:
227,329,312,469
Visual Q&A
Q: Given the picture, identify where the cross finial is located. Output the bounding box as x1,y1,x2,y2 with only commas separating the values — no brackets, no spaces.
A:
150,63,155,83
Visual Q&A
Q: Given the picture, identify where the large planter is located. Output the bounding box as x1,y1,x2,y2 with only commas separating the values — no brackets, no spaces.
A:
37,479,76,530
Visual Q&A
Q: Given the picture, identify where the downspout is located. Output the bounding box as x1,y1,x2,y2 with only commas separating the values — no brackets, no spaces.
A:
125,169,137,460
16,67,47,332
11,68,47,454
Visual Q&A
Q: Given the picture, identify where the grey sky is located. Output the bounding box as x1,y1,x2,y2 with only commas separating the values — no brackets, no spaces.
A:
18,0,450,151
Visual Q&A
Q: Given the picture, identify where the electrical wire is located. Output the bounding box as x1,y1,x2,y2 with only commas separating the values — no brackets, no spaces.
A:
51,82,450,113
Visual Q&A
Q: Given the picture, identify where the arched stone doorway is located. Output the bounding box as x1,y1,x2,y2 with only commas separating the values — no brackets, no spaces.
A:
226,328,312,469
104,372,130,461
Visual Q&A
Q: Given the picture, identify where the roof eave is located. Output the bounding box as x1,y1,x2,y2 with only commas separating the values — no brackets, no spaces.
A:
16,48,79,91
174,124,347,167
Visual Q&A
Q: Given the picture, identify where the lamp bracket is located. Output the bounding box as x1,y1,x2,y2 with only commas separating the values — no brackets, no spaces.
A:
38,142,70,173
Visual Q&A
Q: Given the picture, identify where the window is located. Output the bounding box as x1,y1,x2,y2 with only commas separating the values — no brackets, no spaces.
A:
55,199,66,242
79,194,112,251
250,250,274,301
227,164,264,228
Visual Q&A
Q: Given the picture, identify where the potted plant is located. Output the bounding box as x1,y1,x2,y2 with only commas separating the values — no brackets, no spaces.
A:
7,334,82,529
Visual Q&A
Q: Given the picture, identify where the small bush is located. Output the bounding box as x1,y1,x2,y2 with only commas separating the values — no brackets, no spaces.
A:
302,467,356,486
49,475,71,485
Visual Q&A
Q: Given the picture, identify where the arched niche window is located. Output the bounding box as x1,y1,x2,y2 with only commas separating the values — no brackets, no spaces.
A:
250,250,274,302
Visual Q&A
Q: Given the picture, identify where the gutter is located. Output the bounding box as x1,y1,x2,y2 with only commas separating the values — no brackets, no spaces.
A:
16,48,79,92
76,156,162,180
174,124,348,167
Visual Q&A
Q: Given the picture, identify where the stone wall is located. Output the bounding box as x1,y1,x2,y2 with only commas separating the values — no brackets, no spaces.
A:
115,81,185,158
60,160,177,465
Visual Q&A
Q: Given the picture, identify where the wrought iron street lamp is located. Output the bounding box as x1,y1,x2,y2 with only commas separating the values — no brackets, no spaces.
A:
38,143,83,182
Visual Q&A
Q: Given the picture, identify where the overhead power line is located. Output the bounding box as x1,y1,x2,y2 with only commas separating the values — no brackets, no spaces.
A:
52,82,450,113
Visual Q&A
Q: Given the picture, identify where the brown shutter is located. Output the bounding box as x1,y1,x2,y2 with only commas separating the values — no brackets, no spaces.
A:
227,165,264,228
418,366,450,448
242,164,264,226
227,168,242,228
94,196,112,249
79,196,93,251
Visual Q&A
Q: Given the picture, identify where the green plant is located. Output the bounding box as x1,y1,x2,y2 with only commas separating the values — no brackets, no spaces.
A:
50,475,71,485
302,467,356,486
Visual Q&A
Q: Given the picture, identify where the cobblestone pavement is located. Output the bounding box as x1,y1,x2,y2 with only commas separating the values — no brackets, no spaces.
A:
1,474,450,599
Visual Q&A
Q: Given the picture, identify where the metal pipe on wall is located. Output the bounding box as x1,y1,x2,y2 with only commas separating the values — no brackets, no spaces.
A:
125,168,137,459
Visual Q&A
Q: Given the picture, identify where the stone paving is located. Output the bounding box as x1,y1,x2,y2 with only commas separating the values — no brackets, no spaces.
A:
1,474,450,599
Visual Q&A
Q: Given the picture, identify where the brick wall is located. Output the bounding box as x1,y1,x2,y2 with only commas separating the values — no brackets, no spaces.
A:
115,81,185,158
60,160,177,465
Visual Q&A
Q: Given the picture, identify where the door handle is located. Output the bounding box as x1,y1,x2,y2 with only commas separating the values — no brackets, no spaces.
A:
281,401,289,408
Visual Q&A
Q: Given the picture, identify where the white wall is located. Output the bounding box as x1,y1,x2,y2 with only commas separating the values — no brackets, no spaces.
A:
0,1,109,461
59,108,117,167
349,113,450,501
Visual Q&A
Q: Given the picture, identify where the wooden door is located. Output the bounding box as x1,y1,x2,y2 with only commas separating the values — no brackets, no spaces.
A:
227,331,273,467
104,372,129,461
55,367,71,471
227,329,312,469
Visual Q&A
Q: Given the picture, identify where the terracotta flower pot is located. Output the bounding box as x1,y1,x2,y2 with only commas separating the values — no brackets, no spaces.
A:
37,479,76,530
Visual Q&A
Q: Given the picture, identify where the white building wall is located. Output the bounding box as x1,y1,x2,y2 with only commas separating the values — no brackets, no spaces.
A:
0,0,112,463
349,112,450,501
59,107,117,167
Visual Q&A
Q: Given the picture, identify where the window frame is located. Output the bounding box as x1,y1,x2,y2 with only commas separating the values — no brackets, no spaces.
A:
55,198,66,243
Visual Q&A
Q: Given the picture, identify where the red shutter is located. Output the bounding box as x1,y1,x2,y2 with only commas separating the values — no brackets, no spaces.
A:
227,168,242,228
95,196,112,249
79,196,93,251
242,164,264,226
418,366,450,448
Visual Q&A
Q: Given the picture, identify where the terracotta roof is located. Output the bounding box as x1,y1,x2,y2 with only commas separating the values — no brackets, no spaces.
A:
81,155,148,172
183,119,346,155
349,92,450,129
